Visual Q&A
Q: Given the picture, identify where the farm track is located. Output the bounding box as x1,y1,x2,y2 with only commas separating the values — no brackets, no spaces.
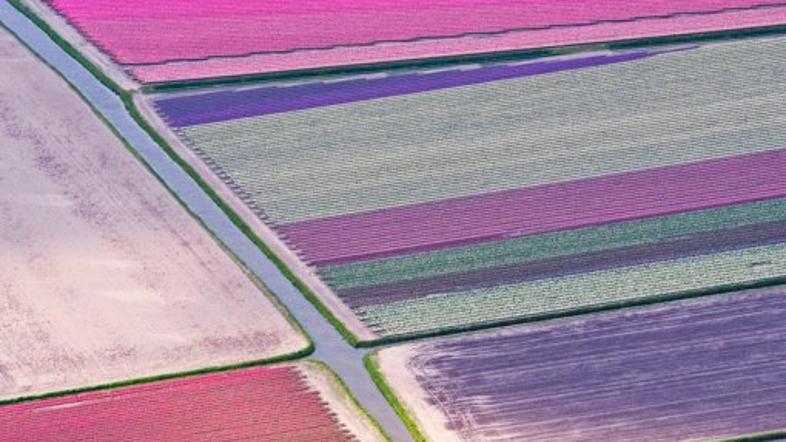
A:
0,4,411,441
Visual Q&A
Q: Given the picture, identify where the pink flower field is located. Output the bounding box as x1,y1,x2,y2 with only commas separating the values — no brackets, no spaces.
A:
39,0,786,82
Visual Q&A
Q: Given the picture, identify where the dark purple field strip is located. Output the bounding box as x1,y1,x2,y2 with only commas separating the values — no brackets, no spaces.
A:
409,286,786,441
278,148,786,266
338,219,786,308
155,50,655,127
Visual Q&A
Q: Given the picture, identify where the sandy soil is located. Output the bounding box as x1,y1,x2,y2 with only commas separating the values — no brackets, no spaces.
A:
375,346,461,442
135,93,379,342
18,0,138,91
299,361,387,442
0,29,308,401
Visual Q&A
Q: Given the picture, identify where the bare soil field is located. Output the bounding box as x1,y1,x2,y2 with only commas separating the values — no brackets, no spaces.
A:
0,28,307,401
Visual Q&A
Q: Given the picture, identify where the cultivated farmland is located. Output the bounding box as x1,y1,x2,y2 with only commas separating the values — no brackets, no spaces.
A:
21,0,786,83
0,362,385,441
147,35,786,342
0,27,307,401
372,286,786,442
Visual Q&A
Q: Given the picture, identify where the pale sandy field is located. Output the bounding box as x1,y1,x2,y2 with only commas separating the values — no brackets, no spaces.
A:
18,0,139,91
0,28,307,401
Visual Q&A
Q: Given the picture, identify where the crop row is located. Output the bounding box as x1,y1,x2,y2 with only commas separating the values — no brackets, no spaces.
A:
0,365,359,442
359,242,786,337
172,36,786,225
153,35,786,341
42,0,786,82
155,49,652,128
277,148,786,266
321,197,786,290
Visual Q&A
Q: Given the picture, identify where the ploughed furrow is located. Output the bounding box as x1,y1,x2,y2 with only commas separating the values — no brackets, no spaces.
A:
0,364,378,442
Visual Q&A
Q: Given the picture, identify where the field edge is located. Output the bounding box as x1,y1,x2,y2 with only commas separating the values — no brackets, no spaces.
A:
0,345,314,407
719,430,786,442
364,352,429,442
304,360,393,442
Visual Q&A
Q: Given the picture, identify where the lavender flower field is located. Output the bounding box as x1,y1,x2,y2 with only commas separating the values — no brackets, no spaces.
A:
372,286,786,441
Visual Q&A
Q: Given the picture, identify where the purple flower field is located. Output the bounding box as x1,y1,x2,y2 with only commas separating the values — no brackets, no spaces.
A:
374,285,786,441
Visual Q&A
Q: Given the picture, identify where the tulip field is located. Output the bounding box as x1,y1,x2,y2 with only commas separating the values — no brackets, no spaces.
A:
20,0,786,83
153,35,786,342
372,286,786,441
5,1,786,441
0,363,384,442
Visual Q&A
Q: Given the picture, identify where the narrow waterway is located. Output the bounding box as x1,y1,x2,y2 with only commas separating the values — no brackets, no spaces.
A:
0,3,412,441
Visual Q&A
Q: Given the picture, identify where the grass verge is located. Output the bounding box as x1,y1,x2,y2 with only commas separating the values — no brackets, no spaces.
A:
364,352,428,442
7,0,361,347
0,345,313,407
720,430,786,442
306,360,392,442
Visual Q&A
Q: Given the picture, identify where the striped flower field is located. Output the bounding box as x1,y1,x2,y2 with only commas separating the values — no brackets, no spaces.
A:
26,0,786,83
152,35,786,342
0,363,385,442
7,1,786,440
372,285,786,442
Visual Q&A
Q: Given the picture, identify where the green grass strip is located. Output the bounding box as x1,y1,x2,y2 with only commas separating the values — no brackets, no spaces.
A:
719,430,786,441
7,0,361,347
0,344,313,406
306,360,392,442
364,352,428,442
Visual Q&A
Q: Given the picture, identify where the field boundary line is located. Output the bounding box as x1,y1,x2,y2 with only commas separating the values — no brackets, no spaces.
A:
364,353,429,442
139,24,786,92
306,360,393,442
719,430,786,441
0,350,314,407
